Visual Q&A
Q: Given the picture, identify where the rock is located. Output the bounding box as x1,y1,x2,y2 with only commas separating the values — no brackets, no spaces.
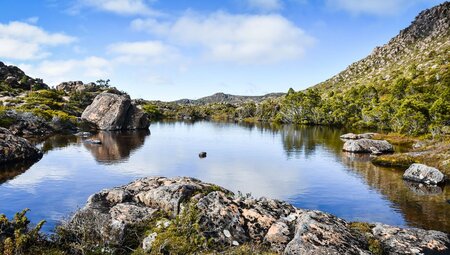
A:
0,61,48,90
343,139,394,154
372,223,450,254
0,127,42,164
340,133,376,140
123,104,149,130
2,110,54,137
403,163,445,185
65,177,450,254
142,232,157,251
84,139,102,145
81,92,149,131
199,152,207,158
56,81,97,93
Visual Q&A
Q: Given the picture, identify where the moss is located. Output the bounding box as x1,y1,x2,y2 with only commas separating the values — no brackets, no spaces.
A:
372,133,416,147
349,222,384,255
372,154,417,168
146,203,210,255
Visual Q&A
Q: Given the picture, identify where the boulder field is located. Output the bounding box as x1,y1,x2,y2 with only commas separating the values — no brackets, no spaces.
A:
66,177,450,254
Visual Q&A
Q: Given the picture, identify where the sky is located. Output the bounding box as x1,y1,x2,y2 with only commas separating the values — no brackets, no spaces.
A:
0,0,446,101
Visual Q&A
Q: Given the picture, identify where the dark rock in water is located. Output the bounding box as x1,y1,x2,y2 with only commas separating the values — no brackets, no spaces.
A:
84,139,102,145
403,163,445,185
65,177,450,254
343,139,394,154
0,127,42,164
403,180,443,195
81,92,149,131
199,152,207,158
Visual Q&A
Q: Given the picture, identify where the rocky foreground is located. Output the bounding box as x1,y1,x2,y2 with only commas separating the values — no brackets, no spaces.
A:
65,177,450,254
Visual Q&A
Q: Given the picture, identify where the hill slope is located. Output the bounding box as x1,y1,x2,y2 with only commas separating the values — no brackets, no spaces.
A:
173,92,284,105
278,2,450,136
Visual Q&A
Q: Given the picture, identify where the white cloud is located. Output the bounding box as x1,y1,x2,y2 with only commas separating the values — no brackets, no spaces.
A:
19,57,111,86
246,0,283,11
0,21,76,60
77,0,161,16
108,40,178,64
132,12,315,64
327,0,420,15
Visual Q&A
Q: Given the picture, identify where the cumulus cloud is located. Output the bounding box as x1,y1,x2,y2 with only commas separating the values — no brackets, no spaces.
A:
326,0,421,15
246,0,283,11
131,12,314,64
0,21,76,60
76,0,160,16
19,57,111,86
108,40,178,64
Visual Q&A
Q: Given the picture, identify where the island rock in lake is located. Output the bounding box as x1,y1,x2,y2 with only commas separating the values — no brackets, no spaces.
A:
403,163,445,185
0,127,42,164
81,92,149,131
65,177,450,254
343,139,394,154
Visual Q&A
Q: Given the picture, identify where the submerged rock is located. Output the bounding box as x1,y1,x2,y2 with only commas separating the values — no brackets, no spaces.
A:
403,163,445,185
199,152,207,158
0,127,42,164
81,92,149,131
343,139,394,154
65,177,450,254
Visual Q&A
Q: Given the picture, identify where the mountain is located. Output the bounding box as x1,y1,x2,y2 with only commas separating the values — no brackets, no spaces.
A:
172,92,285,105
314,1,449,93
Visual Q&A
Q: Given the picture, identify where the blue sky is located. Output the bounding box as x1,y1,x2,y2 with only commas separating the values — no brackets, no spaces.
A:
0,0,445,100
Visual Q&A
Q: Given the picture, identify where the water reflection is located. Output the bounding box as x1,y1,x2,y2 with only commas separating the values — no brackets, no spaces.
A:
341,153,450,232
0,161,36,184
0,121,448,234
83,130,150,163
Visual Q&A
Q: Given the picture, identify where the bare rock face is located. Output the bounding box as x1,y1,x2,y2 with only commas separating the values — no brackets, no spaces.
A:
0,127,42,164
81,92,149,131
1,110,54,137
343,139,394,154
403,163,445,185
66,177,450,254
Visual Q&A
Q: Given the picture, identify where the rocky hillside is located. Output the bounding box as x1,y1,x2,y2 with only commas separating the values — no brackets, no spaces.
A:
0,61,48,92
314,1,449,92
173,92,284,105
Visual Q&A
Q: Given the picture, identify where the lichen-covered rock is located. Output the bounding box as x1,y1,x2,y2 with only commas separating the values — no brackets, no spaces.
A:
0,61,48,90
371,223,450,254
340,133,376,140
0,127,42,164
81,92,149,131
56,81,97,93
343,139,394,154
403,163,445,185
66,177,450,254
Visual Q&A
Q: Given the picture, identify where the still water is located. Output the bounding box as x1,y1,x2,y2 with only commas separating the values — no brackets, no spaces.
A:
0,121,449,233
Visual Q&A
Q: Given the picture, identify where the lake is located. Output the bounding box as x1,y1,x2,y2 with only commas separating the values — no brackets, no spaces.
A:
0,121,449,233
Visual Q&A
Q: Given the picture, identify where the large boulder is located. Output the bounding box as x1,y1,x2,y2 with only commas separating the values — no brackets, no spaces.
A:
343,139,394,154
403,163,445,185
81,92,149,131
64,177,450,254
0,127,42,164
